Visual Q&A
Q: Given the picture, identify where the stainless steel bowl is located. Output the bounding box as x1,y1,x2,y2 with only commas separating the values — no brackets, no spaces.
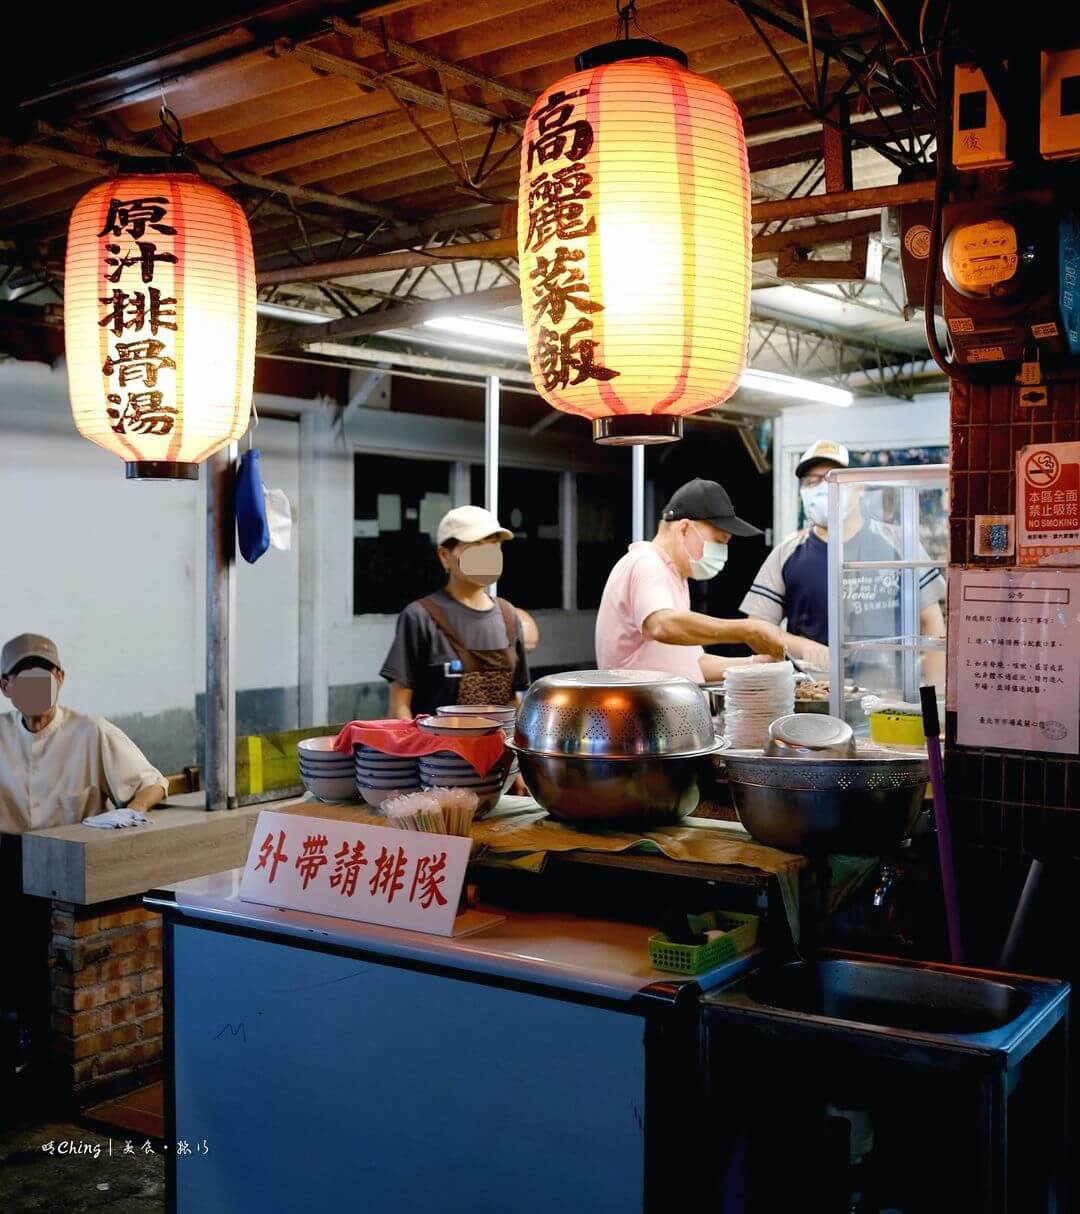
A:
514,668,716,759
509,745,709,825
721,748,929,854
512,669,721,824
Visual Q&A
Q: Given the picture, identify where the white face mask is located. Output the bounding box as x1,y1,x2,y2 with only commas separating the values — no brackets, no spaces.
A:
685,525,728,581
457,543,504,585
801,483,853,529
8,669,59,717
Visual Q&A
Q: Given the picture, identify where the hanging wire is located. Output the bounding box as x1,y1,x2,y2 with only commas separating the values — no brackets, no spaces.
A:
616,0,636,39
246,398,259,451
158,84,187,161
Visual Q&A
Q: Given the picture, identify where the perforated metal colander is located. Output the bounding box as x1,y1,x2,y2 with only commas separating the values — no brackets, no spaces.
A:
514,668,719,759
722,748,929,791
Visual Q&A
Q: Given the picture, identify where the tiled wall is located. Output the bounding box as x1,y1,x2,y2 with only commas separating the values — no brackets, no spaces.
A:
947,377,1080,965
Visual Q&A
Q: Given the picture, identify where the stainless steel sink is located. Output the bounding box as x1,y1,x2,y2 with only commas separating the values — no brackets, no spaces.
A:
743,957,1029,1035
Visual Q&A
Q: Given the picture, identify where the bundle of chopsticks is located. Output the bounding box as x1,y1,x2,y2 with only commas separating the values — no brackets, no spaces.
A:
382,788,478,838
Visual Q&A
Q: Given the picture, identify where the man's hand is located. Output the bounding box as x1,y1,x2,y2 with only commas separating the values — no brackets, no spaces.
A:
741,618,786,658
128,784,164,813
794,639,830,671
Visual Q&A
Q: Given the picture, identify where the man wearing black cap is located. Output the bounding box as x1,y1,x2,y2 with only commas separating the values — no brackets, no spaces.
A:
596,479,785,682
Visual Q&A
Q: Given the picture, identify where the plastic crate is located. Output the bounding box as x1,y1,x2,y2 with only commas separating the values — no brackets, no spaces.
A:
648,910,760,975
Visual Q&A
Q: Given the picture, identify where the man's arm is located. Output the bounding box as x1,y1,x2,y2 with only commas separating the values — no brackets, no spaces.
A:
700,654,777,681
388,682,414,721
128,783,165,812
774,630,830,670
643,609,786,656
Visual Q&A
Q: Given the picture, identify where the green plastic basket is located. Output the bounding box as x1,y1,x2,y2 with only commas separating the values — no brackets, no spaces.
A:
648,910,760,975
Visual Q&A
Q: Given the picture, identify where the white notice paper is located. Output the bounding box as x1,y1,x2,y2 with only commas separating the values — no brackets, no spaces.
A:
377,493,402,532
418,493,451,539
240,811,471,936
955,568,1080,754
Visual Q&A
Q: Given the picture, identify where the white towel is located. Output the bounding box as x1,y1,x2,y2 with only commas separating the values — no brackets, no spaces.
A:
82,808,151,829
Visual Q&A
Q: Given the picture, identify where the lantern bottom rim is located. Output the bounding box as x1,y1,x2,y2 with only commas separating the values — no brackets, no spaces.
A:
125,461,199,481
592,416,684,446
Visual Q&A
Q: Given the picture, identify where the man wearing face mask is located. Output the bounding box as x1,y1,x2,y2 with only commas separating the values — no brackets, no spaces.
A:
381,507,530,719
0,633,166,1078
741,440,946,687
596,479,786,682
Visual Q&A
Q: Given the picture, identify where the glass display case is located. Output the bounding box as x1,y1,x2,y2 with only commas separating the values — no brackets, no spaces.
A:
824,464,949,727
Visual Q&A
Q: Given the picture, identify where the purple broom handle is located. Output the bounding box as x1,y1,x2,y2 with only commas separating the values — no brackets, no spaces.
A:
921,686,963,964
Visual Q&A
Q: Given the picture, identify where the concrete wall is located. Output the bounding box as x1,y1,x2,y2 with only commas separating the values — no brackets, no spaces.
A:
0,360,598,774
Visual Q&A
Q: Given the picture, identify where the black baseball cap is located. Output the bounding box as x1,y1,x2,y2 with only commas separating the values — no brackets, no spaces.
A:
660,478,762,538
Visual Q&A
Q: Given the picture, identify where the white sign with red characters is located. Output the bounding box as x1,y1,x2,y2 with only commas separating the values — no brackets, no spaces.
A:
1017,442,1080,565
239,812,471,936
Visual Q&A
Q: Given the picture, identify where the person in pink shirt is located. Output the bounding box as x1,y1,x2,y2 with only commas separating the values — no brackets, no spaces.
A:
595,479,787,683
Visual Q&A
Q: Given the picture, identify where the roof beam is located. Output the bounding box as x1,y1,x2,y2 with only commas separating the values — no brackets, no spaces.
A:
279,40,524,135
258,236,518,286
330,17,535,109
35,121,400,221
258,282,521,351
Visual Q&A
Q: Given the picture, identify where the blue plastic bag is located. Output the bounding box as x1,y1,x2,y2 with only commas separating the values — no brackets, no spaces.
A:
236,448,271,564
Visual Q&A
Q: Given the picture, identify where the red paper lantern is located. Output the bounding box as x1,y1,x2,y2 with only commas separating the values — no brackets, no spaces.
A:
64,168,256,479
518,40,752,444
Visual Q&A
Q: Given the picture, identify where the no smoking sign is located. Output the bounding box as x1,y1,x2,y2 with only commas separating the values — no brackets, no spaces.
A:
1017,442,1080,565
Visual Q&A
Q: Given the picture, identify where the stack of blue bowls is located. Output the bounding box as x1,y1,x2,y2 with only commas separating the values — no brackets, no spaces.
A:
354,743,420,807
297,737,358,802
419,751,505,816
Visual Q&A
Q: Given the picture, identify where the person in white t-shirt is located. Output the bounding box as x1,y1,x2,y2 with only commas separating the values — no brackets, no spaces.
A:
0,632,167,1078
596,479,786,682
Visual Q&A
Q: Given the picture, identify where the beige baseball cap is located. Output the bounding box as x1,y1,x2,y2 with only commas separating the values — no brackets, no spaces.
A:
1,633,61,677
436,505,513,546
795,439,850,479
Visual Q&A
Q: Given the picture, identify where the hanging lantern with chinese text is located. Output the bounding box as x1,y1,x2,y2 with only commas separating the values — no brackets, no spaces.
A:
518,38,751,445
64,165,256,479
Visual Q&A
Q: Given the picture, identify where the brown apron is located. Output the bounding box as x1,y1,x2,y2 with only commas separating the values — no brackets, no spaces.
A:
418,595,518,707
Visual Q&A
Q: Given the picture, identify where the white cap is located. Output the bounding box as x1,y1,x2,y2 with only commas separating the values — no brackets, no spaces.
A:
436,505,513,546
795,439,850,479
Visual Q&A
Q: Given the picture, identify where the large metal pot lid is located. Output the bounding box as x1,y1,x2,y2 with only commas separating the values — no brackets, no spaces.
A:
768,713,853,750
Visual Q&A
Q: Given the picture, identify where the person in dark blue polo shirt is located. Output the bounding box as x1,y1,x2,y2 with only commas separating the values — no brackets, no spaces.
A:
740,440,946,692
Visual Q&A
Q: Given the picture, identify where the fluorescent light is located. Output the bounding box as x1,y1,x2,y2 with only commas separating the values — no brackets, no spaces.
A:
424,315,528,347
740,368,853,407
257,301,332,324
417,316,852,406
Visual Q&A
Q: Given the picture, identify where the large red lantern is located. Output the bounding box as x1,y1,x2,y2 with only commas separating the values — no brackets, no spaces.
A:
518,39,752,444
64,165,256,479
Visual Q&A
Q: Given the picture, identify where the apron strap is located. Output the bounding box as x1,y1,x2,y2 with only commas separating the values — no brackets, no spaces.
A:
417,595,519,673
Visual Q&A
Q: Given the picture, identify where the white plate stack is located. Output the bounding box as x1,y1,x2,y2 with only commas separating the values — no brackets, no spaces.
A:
436,703,519,783
722,661,796,750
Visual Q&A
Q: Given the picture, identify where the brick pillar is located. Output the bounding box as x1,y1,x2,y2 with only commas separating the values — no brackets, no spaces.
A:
49,899,163,1095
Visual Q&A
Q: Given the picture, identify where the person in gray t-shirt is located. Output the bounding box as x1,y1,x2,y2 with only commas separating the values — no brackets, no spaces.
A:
380,506,530,719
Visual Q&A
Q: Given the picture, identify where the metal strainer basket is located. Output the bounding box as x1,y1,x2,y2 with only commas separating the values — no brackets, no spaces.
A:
722,748,929,791
720,747,930,853
514,669,718,759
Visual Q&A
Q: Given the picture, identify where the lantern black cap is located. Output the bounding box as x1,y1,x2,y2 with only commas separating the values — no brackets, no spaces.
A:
592,415,683,446
575,39,688,71
126,461,199,481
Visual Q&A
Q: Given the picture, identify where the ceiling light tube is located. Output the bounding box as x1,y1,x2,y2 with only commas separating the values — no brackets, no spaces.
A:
739,368,853,407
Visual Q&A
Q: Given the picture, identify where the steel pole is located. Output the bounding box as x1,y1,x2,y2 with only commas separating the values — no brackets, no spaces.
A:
631,446,646,543
205,443,237,810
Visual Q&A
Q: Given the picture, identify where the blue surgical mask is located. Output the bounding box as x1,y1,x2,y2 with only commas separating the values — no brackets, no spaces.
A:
686,525,728,581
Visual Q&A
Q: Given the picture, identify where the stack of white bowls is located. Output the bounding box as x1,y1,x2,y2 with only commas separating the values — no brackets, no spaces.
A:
354,743,420,808
723,661,796,750
419,751,505,817
297,737,359,802
436,703,519,785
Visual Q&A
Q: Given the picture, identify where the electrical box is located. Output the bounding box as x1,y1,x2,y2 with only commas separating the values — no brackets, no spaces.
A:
952,63,1010,170
941,192,1064,365
1041,48,1080,160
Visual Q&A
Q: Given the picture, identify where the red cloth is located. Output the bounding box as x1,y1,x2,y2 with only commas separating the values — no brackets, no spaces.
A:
333,719,507,777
